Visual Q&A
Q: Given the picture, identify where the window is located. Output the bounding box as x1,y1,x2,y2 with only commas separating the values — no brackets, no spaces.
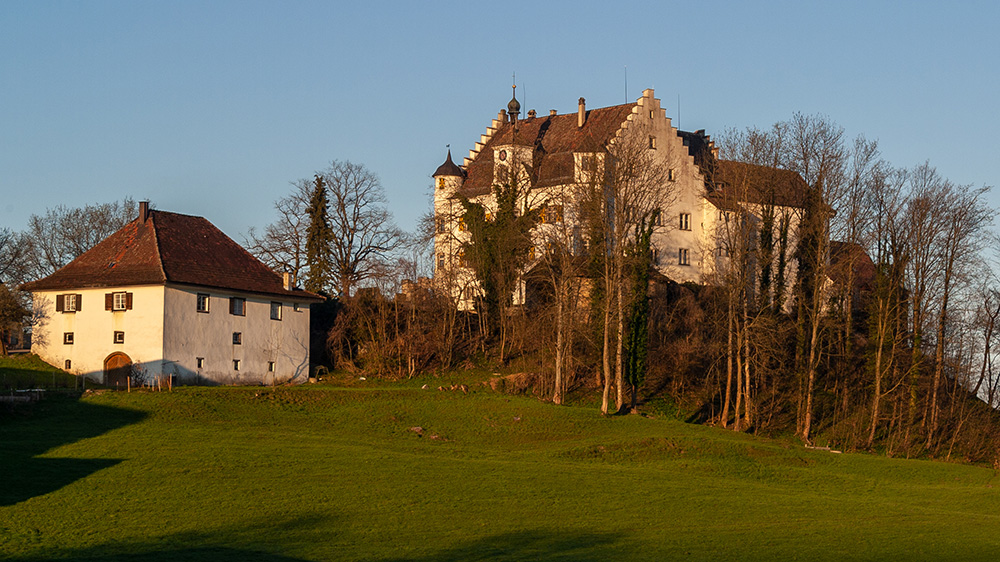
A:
105,292,133,311
56,293,81,313
435,218,446,234
648,136,656,149
293,303,301,312
268,361,275,373
679,248,690,266
63,332,74,345
541,205,564,224
65,359,72,370
668,168,676,181
458,217,467,232
196,357,204,369
197,293,210,313
270,302,282,321
679,213,691,231
458,249,469,268
113,331,125,344
437,253,445,270
230,297,246,316
649,110,655,119
233,332,242,345
233,359,241,371
436,177,445,189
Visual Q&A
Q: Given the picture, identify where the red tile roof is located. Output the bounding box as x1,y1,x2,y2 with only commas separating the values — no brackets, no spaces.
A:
459,103,637,196
22,210,323,301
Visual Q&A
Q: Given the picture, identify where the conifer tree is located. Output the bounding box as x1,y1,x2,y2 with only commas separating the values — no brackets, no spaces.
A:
305,174,333,294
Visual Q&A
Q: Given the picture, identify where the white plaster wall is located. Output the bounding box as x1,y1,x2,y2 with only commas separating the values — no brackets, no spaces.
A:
31,286,166,383
162,285,312,385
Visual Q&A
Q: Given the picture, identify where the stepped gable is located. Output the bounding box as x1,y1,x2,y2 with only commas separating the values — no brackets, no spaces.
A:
460,102,637,197
22,210,321,300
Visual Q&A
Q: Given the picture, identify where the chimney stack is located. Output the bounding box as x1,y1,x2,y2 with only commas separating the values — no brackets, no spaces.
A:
283,272,294,291
578,98,586,128
139,201,149,222
549,109,557,116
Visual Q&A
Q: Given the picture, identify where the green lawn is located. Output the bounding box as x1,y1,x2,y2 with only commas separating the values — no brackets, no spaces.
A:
3,373,1000,560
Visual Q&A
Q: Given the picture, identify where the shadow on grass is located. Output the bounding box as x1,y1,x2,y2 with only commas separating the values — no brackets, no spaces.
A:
0,393,147,506
384,529,622,562
9,514,329,562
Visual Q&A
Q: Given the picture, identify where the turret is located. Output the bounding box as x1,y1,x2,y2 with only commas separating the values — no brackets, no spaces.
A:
432,149,465,195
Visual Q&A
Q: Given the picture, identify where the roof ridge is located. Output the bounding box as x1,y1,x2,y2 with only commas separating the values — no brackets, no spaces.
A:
148,211,169,283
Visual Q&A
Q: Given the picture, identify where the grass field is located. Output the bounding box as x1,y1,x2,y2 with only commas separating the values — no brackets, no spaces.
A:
3,360,1000,560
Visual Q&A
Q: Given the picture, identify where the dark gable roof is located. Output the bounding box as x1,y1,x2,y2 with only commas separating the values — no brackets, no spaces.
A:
22,210,323,301
460,102,637,196
705,160,810,209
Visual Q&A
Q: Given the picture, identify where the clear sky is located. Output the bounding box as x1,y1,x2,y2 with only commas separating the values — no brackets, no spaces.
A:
2,1,997,240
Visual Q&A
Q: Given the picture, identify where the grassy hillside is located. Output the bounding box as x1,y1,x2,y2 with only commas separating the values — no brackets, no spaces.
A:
3,377,1000,560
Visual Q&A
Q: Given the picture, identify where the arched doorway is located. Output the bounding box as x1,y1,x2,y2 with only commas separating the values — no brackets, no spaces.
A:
104,352,132,387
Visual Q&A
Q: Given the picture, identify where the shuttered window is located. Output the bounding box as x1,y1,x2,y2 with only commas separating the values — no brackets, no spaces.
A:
105,292,133,311
56,294,82,313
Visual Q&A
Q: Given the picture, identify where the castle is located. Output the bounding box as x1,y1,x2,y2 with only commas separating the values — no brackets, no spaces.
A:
432,88,808,309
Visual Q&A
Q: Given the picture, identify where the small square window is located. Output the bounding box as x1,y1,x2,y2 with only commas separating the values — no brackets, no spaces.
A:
196,357,204,369
270,302,282,321
293,303,300,312
233,359,241,371
63,332,74,345
197,293,210,313
65,359,72,370
268,361,275,373
113,331,125,344
230,297,246,316
233,332,242,345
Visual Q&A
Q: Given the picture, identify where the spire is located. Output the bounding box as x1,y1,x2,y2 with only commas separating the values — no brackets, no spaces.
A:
507,82,520,123
433,148,464,178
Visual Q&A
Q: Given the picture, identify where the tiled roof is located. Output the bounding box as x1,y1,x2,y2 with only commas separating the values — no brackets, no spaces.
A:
22,210,323,301
459,103,637,196
705,160,810,209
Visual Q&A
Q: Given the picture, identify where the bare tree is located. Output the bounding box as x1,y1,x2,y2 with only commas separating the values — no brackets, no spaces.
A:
23,198,137,279
323,161,404,298
244,180,311,283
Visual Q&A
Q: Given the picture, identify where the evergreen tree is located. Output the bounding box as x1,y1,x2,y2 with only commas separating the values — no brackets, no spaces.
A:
623,209,658,411
305,174,333,295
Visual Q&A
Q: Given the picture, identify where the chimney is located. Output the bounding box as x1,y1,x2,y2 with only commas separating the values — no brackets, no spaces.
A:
578,97,586,128
549,109,557,116
139,201,149,222
283,272,294,291
527,109,536,119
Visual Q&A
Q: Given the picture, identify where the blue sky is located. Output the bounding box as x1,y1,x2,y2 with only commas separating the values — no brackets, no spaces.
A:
2,1,997,240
